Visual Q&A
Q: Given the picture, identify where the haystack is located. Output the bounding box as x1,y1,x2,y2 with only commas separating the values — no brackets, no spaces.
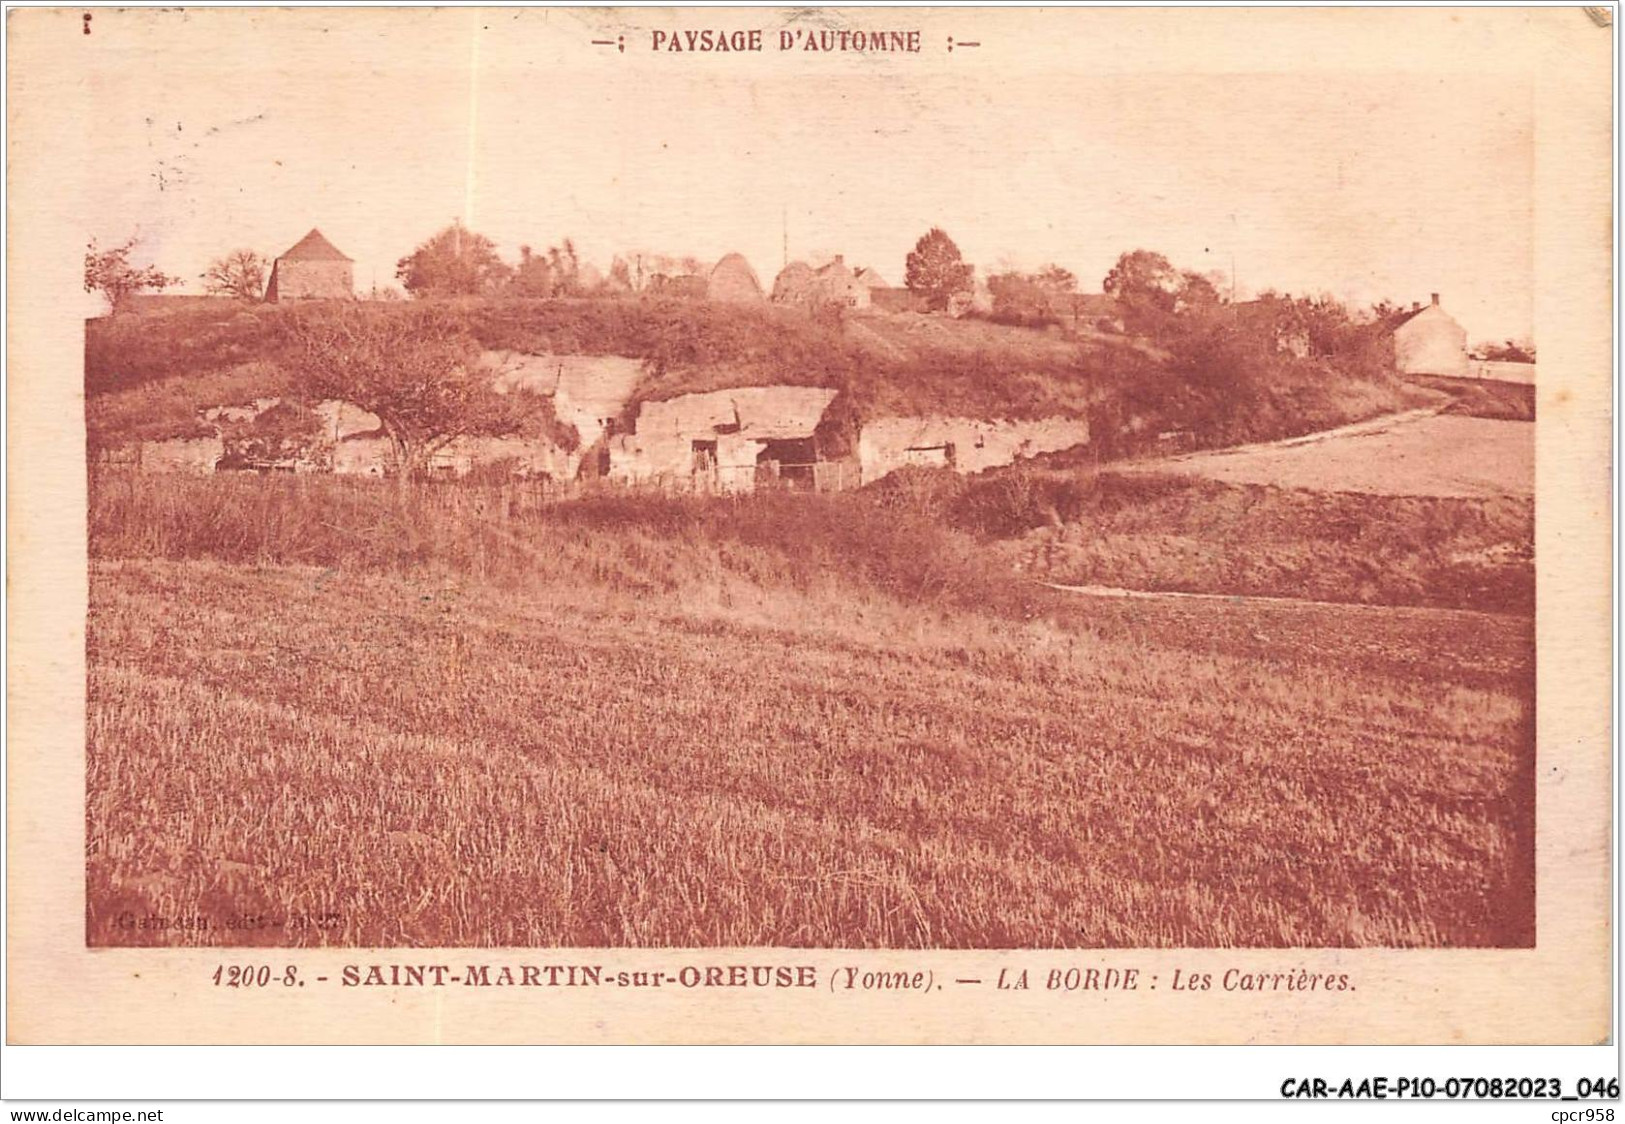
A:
707,253,766,303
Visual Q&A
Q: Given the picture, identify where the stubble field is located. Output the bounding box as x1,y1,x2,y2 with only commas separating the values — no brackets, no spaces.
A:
85,476,1534,948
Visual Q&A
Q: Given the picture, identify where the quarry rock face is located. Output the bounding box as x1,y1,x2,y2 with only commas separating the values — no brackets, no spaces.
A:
484,351,643,452
136,435,226,473
609,385,840,493
121,354,1090,488
857,415,1090,483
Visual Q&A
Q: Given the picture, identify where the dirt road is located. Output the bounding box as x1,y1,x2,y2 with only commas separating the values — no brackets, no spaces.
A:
1122,407,1532,499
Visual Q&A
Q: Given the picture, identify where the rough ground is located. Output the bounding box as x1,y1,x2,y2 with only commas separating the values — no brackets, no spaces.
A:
1122,411,1532,499
88,556,1533,949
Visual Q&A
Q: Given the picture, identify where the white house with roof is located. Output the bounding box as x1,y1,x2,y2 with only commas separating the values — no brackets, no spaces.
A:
1388,293,1468,377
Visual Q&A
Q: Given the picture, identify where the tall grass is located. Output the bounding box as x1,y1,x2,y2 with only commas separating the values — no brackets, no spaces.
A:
88,472,1055,620
86,471,1535,948
86,546,1535,948
858,465,1533,614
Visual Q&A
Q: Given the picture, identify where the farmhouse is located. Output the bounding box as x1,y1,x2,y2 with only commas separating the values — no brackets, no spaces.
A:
608,386,842,492
706,253,766,303
815,257,871,308
265,228,353,302
854,267,887,291
1386,293,1468,377
771,256,883,309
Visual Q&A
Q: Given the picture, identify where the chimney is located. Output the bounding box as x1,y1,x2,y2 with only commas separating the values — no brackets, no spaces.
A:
1430,292,1440,307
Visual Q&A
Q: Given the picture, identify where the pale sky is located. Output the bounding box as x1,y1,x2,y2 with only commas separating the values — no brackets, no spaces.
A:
68,8,1534,342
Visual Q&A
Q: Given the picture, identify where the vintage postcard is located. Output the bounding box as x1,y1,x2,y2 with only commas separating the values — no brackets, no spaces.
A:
5,4,1613,1053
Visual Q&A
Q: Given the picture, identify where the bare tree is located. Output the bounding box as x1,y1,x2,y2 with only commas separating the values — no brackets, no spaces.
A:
287,305,539,489
84,235,177,311
202,249,268,300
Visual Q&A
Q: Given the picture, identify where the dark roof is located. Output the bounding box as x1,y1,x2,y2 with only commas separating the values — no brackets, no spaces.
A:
277,228,352,262
1380,306,1427,332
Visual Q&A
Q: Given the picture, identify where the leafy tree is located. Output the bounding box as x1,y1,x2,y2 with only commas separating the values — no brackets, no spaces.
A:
509,240,591,297
202,248,268,300
1033,264,1077,293
1102,250,1180,311
1175,270,1224,314
395,222,512,298
546,239,582,297
988,263,1078,326
287,305,540,486
904,228,975,312
84,235,178,310
510,245,554,297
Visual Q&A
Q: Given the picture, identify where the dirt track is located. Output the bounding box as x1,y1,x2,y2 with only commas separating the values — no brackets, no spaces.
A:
1123,409,1532,499
1041,579,1514,619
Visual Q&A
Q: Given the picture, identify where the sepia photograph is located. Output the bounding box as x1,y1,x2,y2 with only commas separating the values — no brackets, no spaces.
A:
76,10,1539,952
5,3,1612,1065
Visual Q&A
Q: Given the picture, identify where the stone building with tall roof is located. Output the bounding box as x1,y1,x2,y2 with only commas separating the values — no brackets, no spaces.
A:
265,228,353,302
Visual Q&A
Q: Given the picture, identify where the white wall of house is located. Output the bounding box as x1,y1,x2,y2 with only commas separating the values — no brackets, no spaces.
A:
1393,305,1468,376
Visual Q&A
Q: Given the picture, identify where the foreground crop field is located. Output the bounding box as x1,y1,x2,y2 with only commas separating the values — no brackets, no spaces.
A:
87,538,1534,948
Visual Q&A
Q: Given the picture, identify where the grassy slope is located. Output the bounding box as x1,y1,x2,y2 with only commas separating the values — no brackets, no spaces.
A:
858,464,1533,614
86,300,1113,439
87,477,1533,948
1000,473,1529,614
85,298,1423,457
